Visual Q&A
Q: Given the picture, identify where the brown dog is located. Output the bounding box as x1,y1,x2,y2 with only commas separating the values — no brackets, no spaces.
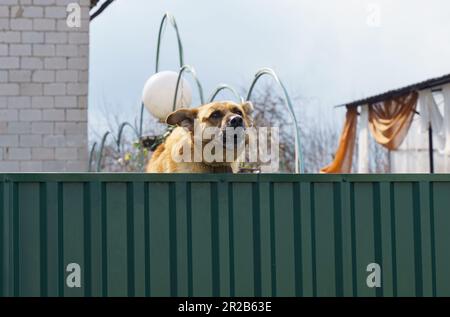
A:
146,101,253,173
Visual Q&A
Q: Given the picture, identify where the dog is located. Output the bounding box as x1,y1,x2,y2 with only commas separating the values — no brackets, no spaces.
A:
146,101,254,173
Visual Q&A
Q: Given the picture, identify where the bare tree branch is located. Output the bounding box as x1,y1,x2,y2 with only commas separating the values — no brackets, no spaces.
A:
90,0,116,21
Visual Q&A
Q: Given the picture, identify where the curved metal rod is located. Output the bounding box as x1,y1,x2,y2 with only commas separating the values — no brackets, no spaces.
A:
172,65,205,111
246,68,304,173
155,12,184,73
139,102,145,138
96,131,117,172
117,122,140,152
88,142,97,172
208,84,244,103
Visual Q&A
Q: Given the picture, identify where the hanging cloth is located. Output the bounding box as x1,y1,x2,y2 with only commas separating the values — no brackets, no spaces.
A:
441,84,450,155
419,89,445,151
320,106,358,173
368,91,419,150
357,104,370,173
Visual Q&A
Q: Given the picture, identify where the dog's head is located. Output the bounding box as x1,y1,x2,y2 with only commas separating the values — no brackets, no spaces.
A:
166,100,254,146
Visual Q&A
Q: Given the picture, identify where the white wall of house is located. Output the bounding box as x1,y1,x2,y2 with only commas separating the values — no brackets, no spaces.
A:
0,0,89,172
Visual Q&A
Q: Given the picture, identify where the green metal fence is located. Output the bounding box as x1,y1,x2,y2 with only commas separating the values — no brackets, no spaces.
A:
1,173,450,297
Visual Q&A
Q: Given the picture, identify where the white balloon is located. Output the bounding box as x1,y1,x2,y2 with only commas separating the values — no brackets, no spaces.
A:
142,71,193,121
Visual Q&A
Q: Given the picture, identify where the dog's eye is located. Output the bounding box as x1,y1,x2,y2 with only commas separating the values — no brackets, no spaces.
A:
210,111,222,119
235,110,243,116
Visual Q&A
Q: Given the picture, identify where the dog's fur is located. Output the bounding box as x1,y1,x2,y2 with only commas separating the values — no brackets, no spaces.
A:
146,101,253,173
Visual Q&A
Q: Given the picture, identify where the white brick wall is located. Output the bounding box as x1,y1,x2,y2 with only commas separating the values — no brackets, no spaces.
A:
0,0,89,172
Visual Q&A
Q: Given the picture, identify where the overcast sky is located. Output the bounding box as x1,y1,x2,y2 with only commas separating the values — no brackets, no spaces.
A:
89,0,450,136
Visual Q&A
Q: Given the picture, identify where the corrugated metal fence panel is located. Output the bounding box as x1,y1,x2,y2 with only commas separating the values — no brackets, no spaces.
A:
1,174,450,297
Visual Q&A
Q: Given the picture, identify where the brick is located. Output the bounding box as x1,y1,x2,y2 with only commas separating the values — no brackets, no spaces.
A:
32,96,53,108
43,160,64,172
78,44,89,57
0,18,8,30
56,70,77,82
0,31,20,43
67,57,87,70
9,44,32,56
45,32,67,44
22,31,44,43
20,161,43,172
45,6,66,18
66,134,86,147
9,70,31,82
66,160,87,172
0,44,7,55
20,134,42,147
32,148,53,160
0,7,9,17
32,122,54,134
56,44,78,56
22,6,44,18
33,44,55,56
44,57,67,69
57,19,89,32
0,109,18,121
0,83,19,95
32,70,55,82
78,70,88,82
68,33,88,44
67,83,87,95
19,109,42,121
55,147,77,160
8,148,31,160
55,122,82,134
33,18,56,31
44,83,65,95
42,109,64,120
57,0,79,5
0,121,6,132
34,0,56,5
66,109,86,121
21,57,43,69
55,95,76,108
10,18,32,30
9,121,31,134
7,96,31,108
0,57,19,69
0,135,18,146
10,6,23,18
20,83,42,95
78,96,87,108
0,161,19,172
0,71,7,82
43,134,65,147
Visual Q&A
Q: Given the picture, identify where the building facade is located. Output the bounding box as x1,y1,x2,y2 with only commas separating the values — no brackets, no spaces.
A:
0,0,89,172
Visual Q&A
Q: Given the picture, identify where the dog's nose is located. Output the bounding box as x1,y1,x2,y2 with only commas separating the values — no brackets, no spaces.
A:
229,116,243,128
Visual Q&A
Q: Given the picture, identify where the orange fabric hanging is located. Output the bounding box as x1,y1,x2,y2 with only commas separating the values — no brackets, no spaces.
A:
368,91,419,150
320,106,358,173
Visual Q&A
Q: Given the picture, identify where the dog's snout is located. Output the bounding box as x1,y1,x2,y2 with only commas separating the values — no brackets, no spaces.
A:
229,115,243,128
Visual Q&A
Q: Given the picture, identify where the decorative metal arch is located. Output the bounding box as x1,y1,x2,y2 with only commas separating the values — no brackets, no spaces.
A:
246,68,304,173
94,131,115,172
209,84,244,103
172,64,205,111
155,12,184,73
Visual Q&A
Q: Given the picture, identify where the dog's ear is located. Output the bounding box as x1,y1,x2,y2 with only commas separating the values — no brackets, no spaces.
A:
241,101,254,115
166,108,198,132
